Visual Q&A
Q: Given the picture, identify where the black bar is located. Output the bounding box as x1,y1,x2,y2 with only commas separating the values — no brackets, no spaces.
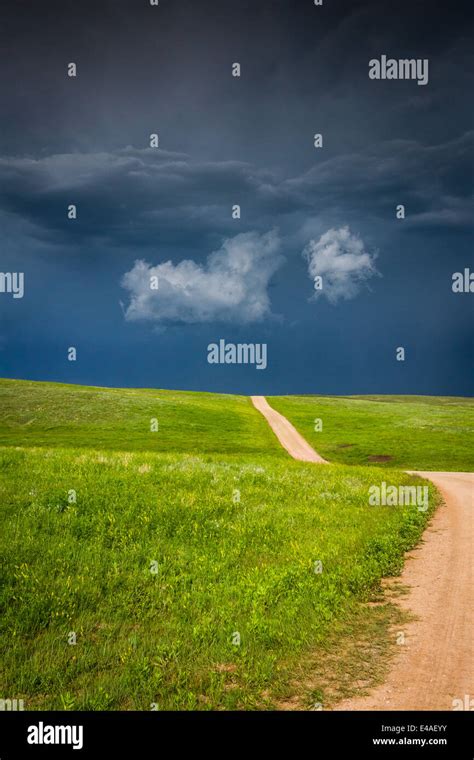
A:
0,711,472,758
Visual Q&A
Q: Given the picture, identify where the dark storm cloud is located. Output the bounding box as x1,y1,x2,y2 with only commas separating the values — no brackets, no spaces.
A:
0,131,472,256
0,0,472,394
1,0,471,167
0,148,290,247
283,132,474,229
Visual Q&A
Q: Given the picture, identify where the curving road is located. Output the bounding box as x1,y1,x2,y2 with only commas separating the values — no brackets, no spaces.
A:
336,471,473,711
251,396,473,710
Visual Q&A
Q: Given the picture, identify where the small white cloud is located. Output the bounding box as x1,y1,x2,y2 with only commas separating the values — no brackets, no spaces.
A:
121,230,283,325
303,226,378,303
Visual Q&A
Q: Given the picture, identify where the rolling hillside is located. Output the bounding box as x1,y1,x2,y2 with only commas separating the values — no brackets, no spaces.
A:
270,394,474,471
0,380,447,710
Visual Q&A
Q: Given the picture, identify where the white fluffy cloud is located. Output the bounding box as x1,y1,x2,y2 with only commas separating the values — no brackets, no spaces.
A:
121,230,283,325
303,226,378,303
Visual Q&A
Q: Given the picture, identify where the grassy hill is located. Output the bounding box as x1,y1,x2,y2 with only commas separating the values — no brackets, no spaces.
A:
0,379,445,710
0,379,283,456
270,395,474,471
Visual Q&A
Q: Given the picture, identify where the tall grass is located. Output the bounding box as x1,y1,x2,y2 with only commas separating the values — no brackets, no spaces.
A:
0,445,436,709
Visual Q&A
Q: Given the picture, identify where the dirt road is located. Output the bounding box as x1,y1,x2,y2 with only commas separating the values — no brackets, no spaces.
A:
251,395,328,463
251,396,473,710
336,471,473,711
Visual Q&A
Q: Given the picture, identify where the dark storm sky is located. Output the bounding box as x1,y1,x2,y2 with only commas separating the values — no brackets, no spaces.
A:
0,0,473,395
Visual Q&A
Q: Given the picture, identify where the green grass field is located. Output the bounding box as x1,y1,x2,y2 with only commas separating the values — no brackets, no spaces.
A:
1,379,465,710
0,379,281,456
270,395,474,471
